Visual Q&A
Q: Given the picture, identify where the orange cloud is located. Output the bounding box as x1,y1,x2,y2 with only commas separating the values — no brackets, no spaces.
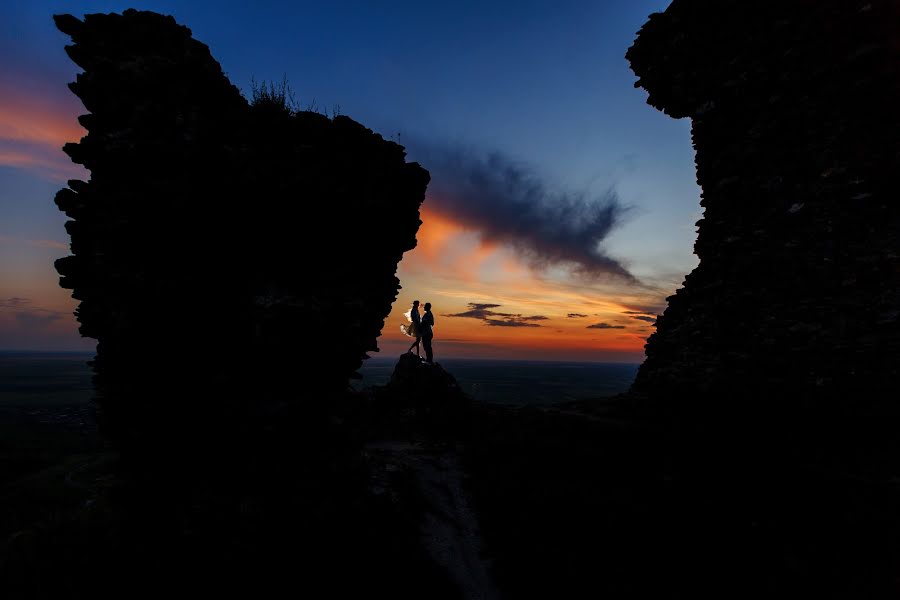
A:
413,205,458,262
383,203,661,360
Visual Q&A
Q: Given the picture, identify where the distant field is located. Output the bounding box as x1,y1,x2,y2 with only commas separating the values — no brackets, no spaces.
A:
0,352,104,546
0,352,98,486
354,357,639,406
0,352,638,414
0,352,94,406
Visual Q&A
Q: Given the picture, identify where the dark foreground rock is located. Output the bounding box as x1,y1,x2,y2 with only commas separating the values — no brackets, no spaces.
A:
385,354,469,411
5,356,900,599
53,10,429,463
627,0,900,410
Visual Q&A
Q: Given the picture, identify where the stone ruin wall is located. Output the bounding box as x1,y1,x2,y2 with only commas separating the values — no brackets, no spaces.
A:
54,10,429,451
626,0,900,409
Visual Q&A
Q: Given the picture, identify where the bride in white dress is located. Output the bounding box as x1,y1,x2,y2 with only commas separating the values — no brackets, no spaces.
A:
400,300,421,356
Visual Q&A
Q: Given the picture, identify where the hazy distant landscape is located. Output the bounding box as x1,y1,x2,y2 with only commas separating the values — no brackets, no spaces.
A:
0,352,638,416
0,352,97,485
355,357,638,406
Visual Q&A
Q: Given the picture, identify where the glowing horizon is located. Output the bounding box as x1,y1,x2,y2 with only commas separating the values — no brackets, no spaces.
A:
377,205,659,362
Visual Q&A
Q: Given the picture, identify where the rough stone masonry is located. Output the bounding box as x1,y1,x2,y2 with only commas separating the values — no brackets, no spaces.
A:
627,0,900,410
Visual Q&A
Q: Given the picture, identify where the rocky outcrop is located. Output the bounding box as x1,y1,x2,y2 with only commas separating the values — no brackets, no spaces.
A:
372,354,472,437
626,0,900,409
387,354,467,402
53,10,429,456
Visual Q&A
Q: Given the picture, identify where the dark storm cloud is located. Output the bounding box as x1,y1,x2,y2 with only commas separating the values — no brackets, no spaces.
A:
408,143,636,282
567,313,588,318
445,302,548,328
587,322,626,330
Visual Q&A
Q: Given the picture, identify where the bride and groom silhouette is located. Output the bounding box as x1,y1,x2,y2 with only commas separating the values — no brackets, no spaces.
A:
401,300,435,363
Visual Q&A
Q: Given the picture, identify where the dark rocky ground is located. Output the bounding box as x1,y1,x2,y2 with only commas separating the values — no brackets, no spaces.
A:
5,354,898,599
352,355,900,598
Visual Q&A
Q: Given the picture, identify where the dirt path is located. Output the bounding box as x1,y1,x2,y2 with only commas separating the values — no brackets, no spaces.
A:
366,441,499,600
63,453,112,494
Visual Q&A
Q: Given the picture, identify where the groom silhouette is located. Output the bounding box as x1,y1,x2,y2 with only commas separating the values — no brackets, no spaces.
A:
420,302,435,363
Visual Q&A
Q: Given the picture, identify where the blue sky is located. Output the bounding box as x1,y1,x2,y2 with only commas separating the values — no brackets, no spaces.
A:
0,0,699,358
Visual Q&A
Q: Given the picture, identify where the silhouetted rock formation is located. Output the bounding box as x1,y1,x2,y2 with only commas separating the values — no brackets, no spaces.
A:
53,10,429,458
53,11,250,454
375,354,471,436
388,354,466,402
626,0,900,409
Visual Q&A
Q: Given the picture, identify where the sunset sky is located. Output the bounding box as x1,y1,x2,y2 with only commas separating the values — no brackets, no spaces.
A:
0,0,698,362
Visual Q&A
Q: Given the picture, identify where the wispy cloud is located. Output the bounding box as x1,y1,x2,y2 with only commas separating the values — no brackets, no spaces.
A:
408,142,635,282
15,310,64,327
587,322,626,330
485,319,541,328
445,302,548,328
621,304,665,315
0,296,67,328
0,297,32,309
468,303,502,312
567,313,588,318
631,315,657,323
0,235,68,250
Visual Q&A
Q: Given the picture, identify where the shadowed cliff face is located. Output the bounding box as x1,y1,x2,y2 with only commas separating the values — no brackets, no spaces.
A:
626,0,900,408
53,10,429,454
